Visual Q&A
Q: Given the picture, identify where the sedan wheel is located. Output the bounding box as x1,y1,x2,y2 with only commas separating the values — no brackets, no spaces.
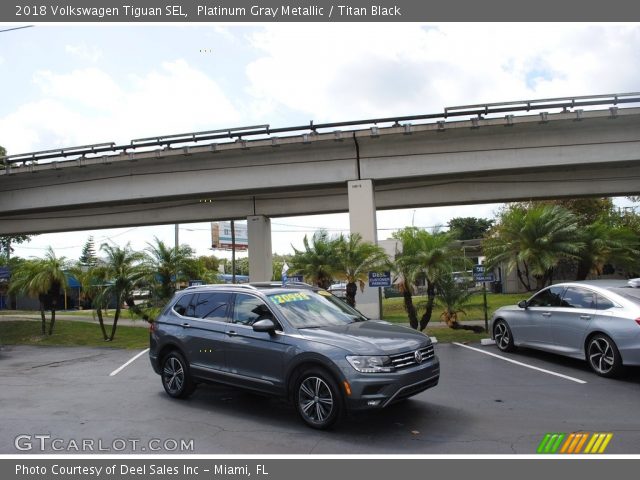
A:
162,351,195,398
295,369,342,429
587,334,622,378
493,320,515,352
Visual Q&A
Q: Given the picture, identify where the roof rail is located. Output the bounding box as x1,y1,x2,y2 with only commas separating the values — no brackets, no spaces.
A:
183,283,257,290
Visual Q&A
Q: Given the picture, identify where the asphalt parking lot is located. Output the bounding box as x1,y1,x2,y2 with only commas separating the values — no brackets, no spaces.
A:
1,342,639,454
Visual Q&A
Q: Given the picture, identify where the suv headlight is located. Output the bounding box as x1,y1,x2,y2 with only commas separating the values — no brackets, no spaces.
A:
346,355,394,373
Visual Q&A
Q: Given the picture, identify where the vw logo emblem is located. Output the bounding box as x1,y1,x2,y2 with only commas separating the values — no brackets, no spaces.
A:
414,350,423,364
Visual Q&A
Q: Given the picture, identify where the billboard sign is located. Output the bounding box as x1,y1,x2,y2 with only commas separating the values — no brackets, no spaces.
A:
211,221,248,250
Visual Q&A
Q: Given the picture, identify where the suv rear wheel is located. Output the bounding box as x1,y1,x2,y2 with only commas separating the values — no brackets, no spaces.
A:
161,351,196,399
294,368,343,430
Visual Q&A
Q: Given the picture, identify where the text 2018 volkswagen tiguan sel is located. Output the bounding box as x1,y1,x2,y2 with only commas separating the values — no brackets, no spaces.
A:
149,284,439,429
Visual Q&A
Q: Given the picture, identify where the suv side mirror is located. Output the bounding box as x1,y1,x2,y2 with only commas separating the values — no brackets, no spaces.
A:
518,300,528,309
253,319,276,334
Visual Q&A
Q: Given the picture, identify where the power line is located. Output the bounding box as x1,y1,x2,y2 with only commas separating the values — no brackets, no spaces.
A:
0,25,34,33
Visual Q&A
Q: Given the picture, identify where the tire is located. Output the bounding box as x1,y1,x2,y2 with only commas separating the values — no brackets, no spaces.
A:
161,351,196,399
493,319,515,352
294,368,343,430
586,334,623,378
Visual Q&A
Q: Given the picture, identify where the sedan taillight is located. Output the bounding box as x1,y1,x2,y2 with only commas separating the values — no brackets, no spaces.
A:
636,318,640,327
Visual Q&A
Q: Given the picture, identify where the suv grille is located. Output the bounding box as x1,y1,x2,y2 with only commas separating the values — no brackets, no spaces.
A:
389,345,435,370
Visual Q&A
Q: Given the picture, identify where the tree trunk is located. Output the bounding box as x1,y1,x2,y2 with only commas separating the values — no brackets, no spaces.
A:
48,309,56,335
345,282,357,307
575,259,591,281
39,301,46,336
125,296,149,321
516,261,532,291
109,306,121,341
96,308,108,340
419,282,436,331
402,288,418,330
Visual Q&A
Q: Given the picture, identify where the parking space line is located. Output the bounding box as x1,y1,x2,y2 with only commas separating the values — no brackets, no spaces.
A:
452,342,588,384
109,348,150,377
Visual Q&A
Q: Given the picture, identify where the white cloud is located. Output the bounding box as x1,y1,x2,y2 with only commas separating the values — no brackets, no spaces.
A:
2,59,241,153
65,43,103,63
245,24,640,122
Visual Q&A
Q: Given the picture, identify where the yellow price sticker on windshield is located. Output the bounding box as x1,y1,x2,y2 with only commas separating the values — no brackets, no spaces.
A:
269,292,311,304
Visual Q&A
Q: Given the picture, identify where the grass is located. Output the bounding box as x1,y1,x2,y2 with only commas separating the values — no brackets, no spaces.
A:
382,292,530,324
0,320,149,349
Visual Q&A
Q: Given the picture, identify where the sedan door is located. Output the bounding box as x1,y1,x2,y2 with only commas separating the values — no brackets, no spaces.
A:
516,285,566,347
549,286,596,356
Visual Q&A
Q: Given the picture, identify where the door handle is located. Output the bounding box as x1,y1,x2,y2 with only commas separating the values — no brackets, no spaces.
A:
181,322,191,328
542,313,551,317
226,330,238,336
580,315,591,320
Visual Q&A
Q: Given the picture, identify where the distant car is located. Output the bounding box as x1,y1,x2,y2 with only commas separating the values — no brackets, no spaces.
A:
491,279,640,377
327,282,347,299
150,283,439,429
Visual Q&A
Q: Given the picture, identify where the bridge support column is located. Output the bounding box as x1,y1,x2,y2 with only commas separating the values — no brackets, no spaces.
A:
247,215,273,282
348,179,381,320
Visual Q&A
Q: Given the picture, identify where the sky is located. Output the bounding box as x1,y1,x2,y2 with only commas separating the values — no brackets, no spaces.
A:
1,23,639,261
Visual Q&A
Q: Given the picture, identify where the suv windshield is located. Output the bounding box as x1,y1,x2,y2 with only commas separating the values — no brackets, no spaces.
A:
267,290,362,328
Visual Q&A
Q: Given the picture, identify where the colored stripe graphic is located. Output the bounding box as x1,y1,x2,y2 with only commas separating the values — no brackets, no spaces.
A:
538,432,612,454
537,433,565,453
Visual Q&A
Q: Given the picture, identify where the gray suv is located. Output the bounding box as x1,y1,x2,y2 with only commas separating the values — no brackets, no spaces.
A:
149,284,439,429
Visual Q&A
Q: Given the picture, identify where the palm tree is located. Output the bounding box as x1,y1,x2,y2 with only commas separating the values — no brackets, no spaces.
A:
290,230,340,289
484,204,583,291
99,243,146,341
392,228,461,331
145,238,195,303
392,227,423,329
69,263,110,340
413,230,458,331
575,222,640,280
436,274,483,332
333,233,388,307
9,247,68,335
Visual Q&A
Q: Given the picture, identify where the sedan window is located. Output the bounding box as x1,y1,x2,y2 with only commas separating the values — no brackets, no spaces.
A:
596,294,616,310
561,287,595,309
527,286,565,307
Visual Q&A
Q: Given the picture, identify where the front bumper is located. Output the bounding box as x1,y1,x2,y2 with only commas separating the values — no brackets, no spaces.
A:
342,355,440,410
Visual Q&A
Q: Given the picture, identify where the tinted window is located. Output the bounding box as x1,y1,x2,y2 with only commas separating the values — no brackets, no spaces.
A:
193,292,231,321
173,293,195,317
596,294,616,310
233,294,274,326
528,286,565,307
561,287,595,309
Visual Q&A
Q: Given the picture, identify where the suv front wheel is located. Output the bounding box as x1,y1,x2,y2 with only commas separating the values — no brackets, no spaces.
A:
294,368,343,430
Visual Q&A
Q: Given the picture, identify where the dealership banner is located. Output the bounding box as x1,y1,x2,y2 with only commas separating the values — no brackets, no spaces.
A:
2,0,640,22
3,458,640,480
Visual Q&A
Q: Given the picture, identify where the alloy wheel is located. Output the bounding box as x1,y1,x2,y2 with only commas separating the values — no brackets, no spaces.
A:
298,376,334,425
163,356,185,395
494,321,512,351
588,337,615,375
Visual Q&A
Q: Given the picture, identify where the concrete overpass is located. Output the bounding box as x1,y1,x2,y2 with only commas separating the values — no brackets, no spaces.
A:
2,94,640,317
